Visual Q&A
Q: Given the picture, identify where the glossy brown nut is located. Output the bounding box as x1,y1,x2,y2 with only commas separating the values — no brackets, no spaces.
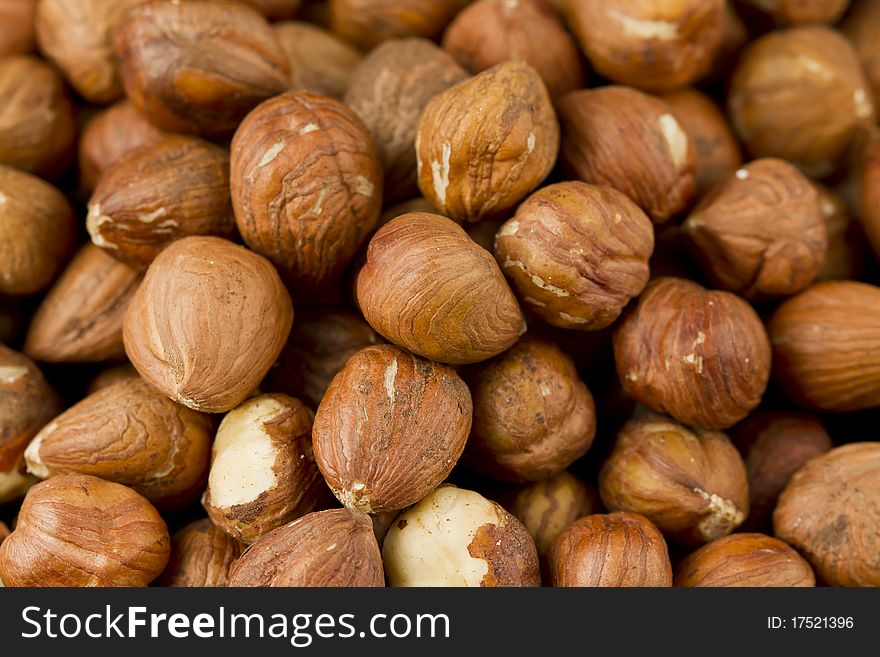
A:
329,0,468,50
684,158,826,299
675,533,815,587
0,0,35,57
774,443,880,586
614,277,771,430
0,164,75,296
273,21,363,99
442,0,584,100
843,0,880,110
559,86,695,224
114,0,290,139
0,474,170,587
768,281,880,411
87,135,234,270
815,185,863,282
313,344,471,513
357,213,525,365
24,378,213,511
494,181,654,330
862,140,880,261
729,26,875,179
123,236,294,414
463,335,596,482
741,0,850,25
231,91,382,290
599,413,749,545
0,55,76,179
564,0,724,92
345,39,467,203
228,508,384,587
416,61,559,223
241,0,302,19
548,512,673,587
158,519,243,588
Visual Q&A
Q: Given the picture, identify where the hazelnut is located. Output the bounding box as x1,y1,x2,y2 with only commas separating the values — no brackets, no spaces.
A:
273,21,363,99
123,236,294,413
0,164,75,296
735,411,833,532
371,511,399,547
683,158,826,299
729,26,875,179
24,378,213,511
78,100,164,194
741,0,850,26
23,244,142,363
842,0,880,110
558,86,696,224
442,0,585,100
463,335,596,482
357,213,525,364
86,363,139,396
229,508,384,587
494,181,655,330
158,518,243,588
87,135,234,270
563,0,725,92
814,185,864,282
548,512,672,587
35,0,143,103
241,0,302,20
0,521,8,544
768,281,880,411
415,61,559,223
0,346,61,504
268,310,382,409
599,412,749,545
313,344,471,513
230,90,382,290
114,0,290,139
0,475,169,587
329,0,468,50
0,55,76,179
345,39,468,204
660,88,742,195
0,0,35,57
203,394,327,544
383,485,540,587
613,277,771,430
675,533,815,587
774,443,880,586
862,140,880,260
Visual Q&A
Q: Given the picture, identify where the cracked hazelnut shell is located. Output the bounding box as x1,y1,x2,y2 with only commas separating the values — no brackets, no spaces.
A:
158,518,243,588
273,21,362,99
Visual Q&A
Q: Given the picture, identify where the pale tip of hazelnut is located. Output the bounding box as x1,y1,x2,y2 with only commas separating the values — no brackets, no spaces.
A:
694,489,745,542
431,143,452,208
335,482,373,514
0,365,28,385
658,113,688,169
607,9,679,41
85,203,118,250
24,425,52,480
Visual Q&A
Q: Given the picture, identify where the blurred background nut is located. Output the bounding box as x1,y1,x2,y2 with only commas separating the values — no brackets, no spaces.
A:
313,345,471,513
273,22,363,99
0,474,170,587
203,394,327,545
563,0,725,92
683,158,826,299
35,0,144,103
613,277,771,430
740,0,850,25
415,61,559,223
345,39,467,204
814,185,864,282
442,0,584,101
734,411,833,532
548,512,672,587
0,521,8,544
599,413,749,545
463,335,596,482
674,533,816,587
86,363,139,396
383,486,540,587
774,443,880,586
123,236,293,413
114,0,290,139
0,164,75,297
0,0,35,57
494,182,654,331
23,244,141,363
229,508,385,587
768,281,880,411
158,518,243,588
23,378,214,511
329,0,468,50
231,91,382,291
87,134,234,270
242,0,302,19
0,55,76,179
862,140,880,261
842,0,880,108
0,346,61,504
728,26,875,179
559,86,695,224
356,213,525,365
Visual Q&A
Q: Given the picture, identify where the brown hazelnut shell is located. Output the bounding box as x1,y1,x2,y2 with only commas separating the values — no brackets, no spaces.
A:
742,0,850,26
329,0,468,50
842,0,880,110
273,21,363,99
861,140,880,262
158,518,243,587
0,0,35,57
241,0,302,19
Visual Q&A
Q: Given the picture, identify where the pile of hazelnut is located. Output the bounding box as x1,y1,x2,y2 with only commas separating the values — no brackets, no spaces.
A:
1,0,878,589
